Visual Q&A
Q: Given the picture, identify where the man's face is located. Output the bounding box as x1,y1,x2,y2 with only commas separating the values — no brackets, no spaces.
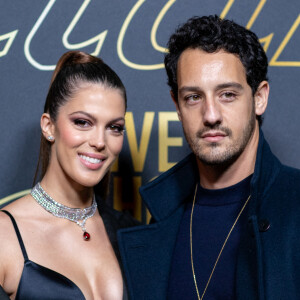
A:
175,49,261,166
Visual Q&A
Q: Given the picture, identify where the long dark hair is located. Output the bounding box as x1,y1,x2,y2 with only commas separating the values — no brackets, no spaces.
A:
34,51,127,199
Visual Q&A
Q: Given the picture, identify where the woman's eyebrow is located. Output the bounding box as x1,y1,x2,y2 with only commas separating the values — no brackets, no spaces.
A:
69,111,96,122
69,111,125,123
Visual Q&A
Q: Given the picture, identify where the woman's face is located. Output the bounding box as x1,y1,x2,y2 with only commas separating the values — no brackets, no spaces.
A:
48,83,125,188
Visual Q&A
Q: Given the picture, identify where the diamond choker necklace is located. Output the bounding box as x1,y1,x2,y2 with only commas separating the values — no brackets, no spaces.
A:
31,182,97,241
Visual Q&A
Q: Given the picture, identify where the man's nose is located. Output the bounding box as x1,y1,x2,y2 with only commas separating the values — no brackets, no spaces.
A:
202,98,222,126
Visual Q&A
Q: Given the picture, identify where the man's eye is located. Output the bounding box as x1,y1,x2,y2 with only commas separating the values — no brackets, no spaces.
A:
108,124,125,135
74,119,91,127
186,94,201,102
221,92,236,100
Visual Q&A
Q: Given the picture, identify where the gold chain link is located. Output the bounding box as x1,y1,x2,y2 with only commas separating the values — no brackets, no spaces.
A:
190,184,251,300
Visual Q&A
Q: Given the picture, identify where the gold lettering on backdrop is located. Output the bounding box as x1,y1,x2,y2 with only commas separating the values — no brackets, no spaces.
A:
245,0,274,52
117,0,167,70
151,0,176,53
2,0,297,69
24,0,107,71
220,0,235,19
113,176,123,211
113,176,142,220
111,157,119,172
269,15,300,67
62,0,107,56
259,33,274,52
246,0,266,29
146,208,152,224
220,0,266,27
133,176,142,220
158,112,182,172
0,189,30,207
219,0,300,67
0,30,18,57
125,112,155,172
24,0,57,70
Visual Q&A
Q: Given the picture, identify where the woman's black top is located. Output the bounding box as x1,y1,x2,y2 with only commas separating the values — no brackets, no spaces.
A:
0,200,137,300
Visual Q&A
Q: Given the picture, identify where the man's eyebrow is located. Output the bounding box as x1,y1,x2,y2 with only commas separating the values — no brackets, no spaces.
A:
178,82,243,94
178,86,203,95
215,82,244,91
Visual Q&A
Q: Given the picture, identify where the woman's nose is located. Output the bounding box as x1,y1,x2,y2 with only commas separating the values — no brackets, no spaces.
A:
89,130,105,150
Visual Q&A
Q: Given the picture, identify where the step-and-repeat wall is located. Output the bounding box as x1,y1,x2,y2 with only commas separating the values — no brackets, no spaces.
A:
1,0,299,222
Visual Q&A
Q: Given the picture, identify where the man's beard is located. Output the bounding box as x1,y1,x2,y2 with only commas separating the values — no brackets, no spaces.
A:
183,106,256,167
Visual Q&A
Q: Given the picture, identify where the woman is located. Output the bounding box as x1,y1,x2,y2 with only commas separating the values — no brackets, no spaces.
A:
0,51,136,299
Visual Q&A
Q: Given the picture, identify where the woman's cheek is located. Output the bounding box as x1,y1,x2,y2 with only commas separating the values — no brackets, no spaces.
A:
61,128,85,147
111,136,124,156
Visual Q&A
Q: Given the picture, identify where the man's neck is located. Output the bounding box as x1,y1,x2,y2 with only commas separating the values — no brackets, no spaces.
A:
197,127,260,189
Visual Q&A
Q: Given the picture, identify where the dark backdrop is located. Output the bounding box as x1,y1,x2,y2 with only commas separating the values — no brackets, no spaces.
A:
0,0,299,222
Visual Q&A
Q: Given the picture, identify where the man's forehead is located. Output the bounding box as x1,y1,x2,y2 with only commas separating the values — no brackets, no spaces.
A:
176,48,247,87
177,48,242,68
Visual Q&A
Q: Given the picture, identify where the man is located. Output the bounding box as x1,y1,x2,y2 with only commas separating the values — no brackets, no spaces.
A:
118,15,300,299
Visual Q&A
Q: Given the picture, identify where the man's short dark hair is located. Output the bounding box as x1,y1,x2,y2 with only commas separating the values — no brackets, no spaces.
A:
164,15,268,125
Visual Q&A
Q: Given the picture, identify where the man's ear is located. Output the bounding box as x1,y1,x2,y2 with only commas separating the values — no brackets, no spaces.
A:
40,113,55,142
254,81,269,116
170,90,182,121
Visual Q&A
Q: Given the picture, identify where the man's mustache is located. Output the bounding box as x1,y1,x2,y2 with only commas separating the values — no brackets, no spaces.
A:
196,125,232,138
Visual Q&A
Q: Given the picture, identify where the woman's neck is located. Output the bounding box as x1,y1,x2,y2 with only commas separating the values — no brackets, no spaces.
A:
40,170,94,209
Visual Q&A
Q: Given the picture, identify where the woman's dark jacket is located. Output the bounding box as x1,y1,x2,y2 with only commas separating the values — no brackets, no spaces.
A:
118,130,300,299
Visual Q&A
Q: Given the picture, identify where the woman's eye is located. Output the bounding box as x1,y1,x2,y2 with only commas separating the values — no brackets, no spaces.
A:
74,119,91,128
108,124,125,135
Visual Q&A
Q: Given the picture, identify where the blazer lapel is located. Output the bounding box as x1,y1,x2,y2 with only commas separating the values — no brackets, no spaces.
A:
118,205,184,300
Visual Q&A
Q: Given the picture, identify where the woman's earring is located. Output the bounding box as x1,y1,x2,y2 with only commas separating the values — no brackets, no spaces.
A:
47,136,54,141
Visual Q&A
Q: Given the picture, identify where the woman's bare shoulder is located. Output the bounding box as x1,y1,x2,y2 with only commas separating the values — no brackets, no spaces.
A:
0,196,33,293
0,195,34,238
0,197,32,285
1,194,33,216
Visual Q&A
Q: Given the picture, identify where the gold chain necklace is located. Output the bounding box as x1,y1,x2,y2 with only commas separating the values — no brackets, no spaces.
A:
190,184,251,300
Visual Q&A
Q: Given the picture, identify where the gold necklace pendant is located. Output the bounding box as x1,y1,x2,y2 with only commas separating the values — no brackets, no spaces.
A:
190,184,251,300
